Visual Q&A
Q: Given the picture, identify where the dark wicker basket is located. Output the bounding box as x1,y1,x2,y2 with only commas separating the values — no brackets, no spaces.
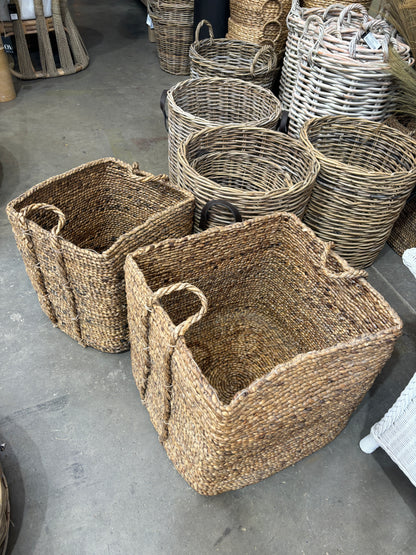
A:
125,212,402,495
7,158,194,353
190,20,278,88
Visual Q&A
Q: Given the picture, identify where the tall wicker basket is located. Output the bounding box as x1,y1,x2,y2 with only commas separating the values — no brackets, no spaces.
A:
7,158,194,353
125,212,402,495
164,77,281,186
300,116,416,268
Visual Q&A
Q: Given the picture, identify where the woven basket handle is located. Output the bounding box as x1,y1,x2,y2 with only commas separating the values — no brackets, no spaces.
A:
349,19,391,61
321,242,368,280
290,0,301,14
19,202,66,235
250,44,277,75
146,282,208,443
199,199,243,231
195,19,214,43
261,20,282,45
336,3,369,37
150,282,208,340
160,89,169,132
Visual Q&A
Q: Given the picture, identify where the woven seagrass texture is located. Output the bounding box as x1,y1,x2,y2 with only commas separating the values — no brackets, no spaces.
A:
177,124,319,231
125,212,402,495
148,0,194,75
300,116,416,268
278,2,368,110
228,0,291,61
189,20,278,88
5,0,89,79
388,192,416,255
165,77,281,187
288,8,413,136
0,465,9,555
6,158,194,353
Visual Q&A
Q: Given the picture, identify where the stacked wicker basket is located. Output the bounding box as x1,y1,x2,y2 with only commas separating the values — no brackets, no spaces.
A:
148,0,194,74
227,0,291,62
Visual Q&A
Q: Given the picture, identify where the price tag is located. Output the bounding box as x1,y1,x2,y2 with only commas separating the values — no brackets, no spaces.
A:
2,36,14,54
8,2,19,20
363,31,382,50
146,14,154,29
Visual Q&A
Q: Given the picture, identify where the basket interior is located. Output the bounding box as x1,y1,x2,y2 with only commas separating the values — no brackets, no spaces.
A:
171,79,278,125
12,161,187,253
306,124,416,174
133,215,397,404
191,151,293,192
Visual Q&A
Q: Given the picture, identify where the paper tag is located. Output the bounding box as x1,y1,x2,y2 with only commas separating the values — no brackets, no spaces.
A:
8,3,19,20
2,36,14,54
363,31,382,50
146,14,154,29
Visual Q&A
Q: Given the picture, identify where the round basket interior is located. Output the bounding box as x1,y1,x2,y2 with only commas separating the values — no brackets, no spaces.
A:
304,120,416,174
171,79,280,125
190,151,294,194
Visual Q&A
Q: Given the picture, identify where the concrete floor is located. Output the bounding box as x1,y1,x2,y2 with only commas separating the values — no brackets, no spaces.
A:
1,1,415,553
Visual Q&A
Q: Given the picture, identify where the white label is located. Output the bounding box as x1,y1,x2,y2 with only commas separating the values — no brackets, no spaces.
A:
146,14,154,29
363,32,382,50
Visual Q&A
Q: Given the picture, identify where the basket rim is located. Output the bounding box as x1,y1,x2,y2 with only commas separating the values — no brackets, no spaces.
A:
6,157,194,259
300,116,416,177
167,77,281,128
189,37,277,76
178,124,320,197
127,212,403,410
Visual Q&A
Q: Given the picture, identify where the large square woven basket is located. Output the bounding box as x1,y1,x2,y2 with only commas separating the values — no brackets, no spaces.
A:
7,158,194,353
125,213,402,495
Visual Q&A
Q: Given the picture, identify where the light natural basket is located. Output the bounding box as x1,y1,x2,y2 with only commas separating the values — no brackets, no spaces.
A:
288,9,413,137
189,20,278,88
0,464,9,555
177,124,319,231
125,212,402,495
6,158,194,353
148,0,194,75
300,116,416,268
164,77,282,187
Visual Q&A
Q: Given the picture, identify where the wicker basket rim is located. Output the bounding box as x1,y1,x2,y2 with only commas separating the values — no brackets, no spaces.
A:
179,125,319,196
190,38,277,76
6,157,194,259
127,212,402,408
300,117,416,177
167,77,281,127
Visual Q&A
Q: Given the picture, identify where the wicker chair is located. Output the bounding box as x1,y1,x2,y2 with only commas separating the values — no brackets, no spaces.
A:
1,0,89,79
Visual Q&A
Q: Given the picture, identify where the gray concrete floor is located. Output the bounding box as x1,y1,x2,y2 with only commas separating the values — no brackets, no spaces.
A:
1,1,416,553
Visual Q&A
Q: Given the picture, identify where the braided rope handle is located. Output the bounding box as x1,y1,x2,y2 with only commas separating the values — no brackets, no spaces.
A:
18,202,84,345
147,282,208,443
262,0,282,20
195,19,214,43
261,19,282,44
130,162,168,183
250,44,277,75
19,202,66,235
321,242,368,280
150,282,208,340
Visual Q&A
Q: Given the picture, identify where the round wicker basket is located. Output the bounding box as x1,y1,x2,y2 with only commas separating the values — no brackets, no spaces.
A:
165,77,282,187
190,20,278,88
177,124,319,231
300,116,416,268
